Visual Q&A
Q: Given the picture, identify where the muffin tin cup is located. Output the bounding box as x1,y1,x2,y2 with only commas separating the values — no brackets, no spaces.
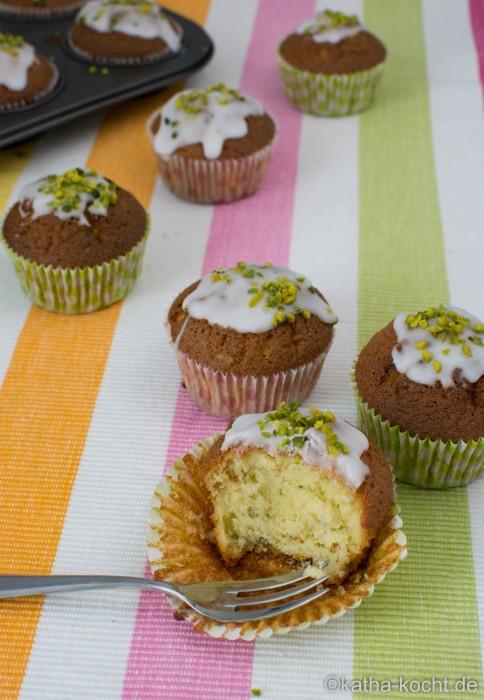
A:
1,227,149,314
352,376,484,489
176,348,329,419
276,47,385,117
147,434,407,641
147,109,276,204
0,60,59,113
0,0,83,19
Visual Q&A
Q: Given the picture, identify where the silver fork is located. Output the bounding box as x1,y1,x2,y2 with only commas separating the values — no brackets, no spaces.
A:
0,568,330,622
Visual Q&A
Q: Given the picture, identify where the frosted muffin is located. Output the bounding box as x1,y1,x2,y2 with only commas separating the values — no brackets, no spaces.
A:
148,83,276,203
2,167,149,313
203,402,394,584
354,305,484,487
70,0,182,64
277,9,386,116
168,261,338,417
0,33,57,110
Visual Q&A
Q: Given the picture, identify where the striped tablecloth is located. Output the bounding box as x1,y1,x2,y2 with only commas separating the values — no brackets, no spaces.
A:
1,0,483,698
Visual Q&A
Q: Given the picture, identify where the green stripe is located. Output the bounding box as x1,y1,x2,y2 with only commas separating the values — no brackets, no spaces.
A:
354,1,482,698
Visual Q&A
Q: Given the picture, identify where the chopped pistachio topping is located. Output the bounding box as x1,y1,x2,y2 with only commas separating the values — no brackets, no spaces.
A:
406,305,484,375
0,32,24,56
258,402,350,457
251,691,262,698
38,167,117,215
210,261,317,327
175,83,246,115
303,8,360,34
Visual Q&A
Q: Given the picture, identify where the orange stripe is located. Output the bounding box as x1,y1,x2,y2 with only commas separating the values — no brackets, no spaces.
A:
0,1,211,697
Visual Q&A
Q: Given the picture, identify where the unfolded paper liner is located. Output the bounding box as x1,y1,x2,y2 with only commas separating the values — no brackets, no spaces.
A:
0,60,59,112
1,226,149,314
276,47,385,117
0,0,83,18
147,109,276,204
352,372,484,489
176,348,328,418
147,434,407,641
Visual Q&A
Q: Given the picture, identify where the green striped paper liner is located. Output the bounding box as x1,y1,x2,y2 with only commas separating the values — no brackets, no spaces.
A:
276,47,385,117
354,0,482,695
352,374,484,488
2,226,149,314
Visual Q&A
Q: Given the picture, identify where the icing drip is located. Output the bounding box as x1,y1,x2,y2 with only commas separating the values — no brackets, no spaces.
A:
221,403,369,490
298,9,363,44
392,305,484,388
181,261,338,333
153,83,265,160
77,0,181,50
19,167,118,226
0,33,37,92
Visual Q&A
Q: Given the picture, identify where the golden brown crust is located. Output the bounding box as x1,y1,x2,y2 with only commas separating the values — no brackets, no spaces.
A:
70,22,175,60
150,114,276,160
168,280,334,376
279,30,386,75
3,187,147,268
201,435,394,584
355,322,484,442
0,54,56,108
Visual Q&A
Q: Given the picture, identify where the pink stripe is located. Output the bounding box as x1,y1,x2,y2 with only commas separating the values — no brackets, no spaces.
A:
123,1,313,697
470,0,484,89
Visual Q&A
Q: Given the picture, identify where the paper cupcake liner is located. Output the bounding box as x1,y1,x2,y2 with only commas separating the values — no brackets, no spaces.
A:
0,0,83,18
277,47,385,117
176,348,328,418
0,60,59,112
352,374,484,488
67,29,176,67
147,435,407,640
147,109,276,204
1,228,148,314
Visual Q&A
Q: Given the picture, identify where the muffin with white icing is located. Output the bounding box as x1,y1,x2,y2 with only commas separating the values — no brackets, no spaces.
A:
70,0,182,64
168,261,338,417
277,9,386,116
354,305,484,487
148,83,276,203
203,402,394,584
2,167,149,313
0,33,57,110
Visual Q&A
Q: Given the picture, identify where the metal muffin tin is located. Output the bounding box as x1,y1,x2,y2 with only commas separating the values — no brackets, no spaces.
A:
0,8,214,148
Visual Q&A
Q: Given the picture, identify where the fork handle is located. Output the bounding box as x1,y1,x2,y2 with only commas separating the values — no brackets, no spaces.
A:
0,575,175,599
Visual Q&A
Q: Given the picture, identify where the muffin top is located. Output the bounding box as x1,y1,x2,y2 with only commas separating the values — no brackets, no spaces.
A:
0,33,55,106
75,0,182,50
279,9,386,75
168,261,337,375
3,167,147,268
222,402,370,489
151,83,276,160
355,305,484,442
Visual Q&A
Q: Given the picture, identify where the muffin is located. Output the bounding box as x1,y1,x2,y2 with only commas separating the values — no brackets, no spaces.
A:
354,305,484,488
148,83,277,203
0,0,82,18
148,419,406,639
277,9,386,116
168,261,338,417
204,402,394,584
70,0,182,64
2,167,149,313
0,33,57,110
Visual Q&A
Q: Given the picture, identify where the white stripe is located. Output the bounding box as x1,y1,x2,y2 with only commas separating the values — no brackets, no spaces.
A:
0,115,102,388
250,0,360,696
423,0,484,665
20,2,259,697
